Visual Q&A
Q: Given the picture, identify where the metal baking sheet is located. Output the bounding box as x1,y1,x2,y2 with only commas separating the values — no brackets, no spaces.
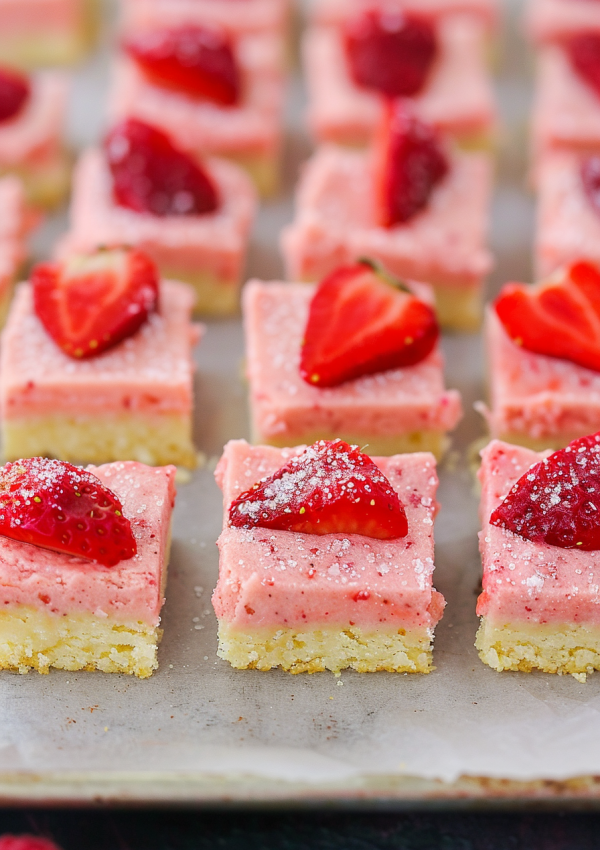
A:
5,0,600,808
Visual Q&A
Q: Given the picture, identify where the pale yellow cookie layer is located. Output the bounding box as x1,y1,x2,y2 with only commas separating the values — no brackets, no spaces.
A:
217,622,435,674
160,267,240,317
0,606,161,678
1,150,71,209
226,150,281,199
0,0,96,69
251,425,449,461
476,618,600,683
433,285,482,332
3,413,196,468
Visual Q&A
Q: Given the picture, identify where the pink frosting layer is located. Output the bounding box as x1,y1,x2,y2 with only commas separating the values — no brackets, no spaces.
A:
0,461,176,624
534,151,600,280
213,440,445,630
532,45,600,156
57,150,257,283
120,0,290,36
281,145,493,287
244,281,462,441
0,281,199,419
525,0,600,43
478,440,600,626
109,46,284,159
311,0,498,28
303,15,496,146
484,309,600,442
0,72,68,168
0,0,82,32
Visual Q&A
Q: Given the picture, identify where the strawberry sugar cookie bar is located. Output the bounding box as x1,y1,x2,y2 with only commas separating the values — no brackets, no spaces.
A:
0,456,175,678
0,66,69,208
243,265,462,458
213,439,445,674
0,0,91,68
109,24,285,196
58,120,257,316
0,247,199,467
303,7,496,148
482,262,600,450
477,435,600,681
525,0,600,44
282,104,493,330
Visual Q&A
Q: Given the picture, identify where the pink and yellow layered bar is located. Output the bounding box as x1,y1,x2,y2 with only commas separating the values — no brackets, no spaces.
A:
243,280,462,458
120,0,291,39
108,33,285,197
481,307,600,450
0,0,91,68
57,149,257,316
477,440,600,681
0,71,69,208
213,440,445,674
534,152,600,279
531,43,600,157
0,461,176,678
281,145,493,330
0,280,200,467
303,14,496,149
525,0,600,44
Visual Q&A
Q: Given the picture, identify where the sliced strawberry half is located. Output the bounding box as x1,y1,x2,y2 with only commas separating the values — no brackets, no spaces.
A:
565,32,600,99
494,260,600,372
123,25,241,106
0,66,30,124
0,458,137,566
32,246,159,359
104,119,219,217
491,432,600,550
300,259,439,388
374,101,449,227
344,9,437,98
229,440,408,540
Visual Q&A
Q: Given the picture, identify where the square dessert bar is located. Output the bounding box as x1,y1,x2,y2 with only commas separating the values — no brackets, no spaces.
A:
309,0,499,29
120,0,291,38
0,461,176,678
0,70,70,209
525,0,600,44
482,307,600,451
213,440,445,674
0,280,200,468
534,152,600,280
281,145,493,331
243,281,462,458
303,14,496,149
109,33,286,197
0,0,91,68
477,440,600,681
57,149,257,316
531,45,600,157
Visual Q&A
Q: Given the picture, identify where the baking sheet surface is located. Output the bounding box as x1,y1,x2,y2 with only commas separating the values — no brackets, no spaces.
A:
5,0,600,802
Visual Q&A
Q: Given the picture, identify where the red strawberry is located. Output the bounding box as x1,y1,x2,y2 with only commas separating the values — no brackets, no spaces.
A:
0,839,61,850
300,260,439,388
565,32,600,99
32,246,159,359
490,432,600,550
124,25,241,106
344,9,437,98
494,260,600,372
0,66,30,124
374,101,449,227
0,458,137,566
229,440,408,540
104,119,219,217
